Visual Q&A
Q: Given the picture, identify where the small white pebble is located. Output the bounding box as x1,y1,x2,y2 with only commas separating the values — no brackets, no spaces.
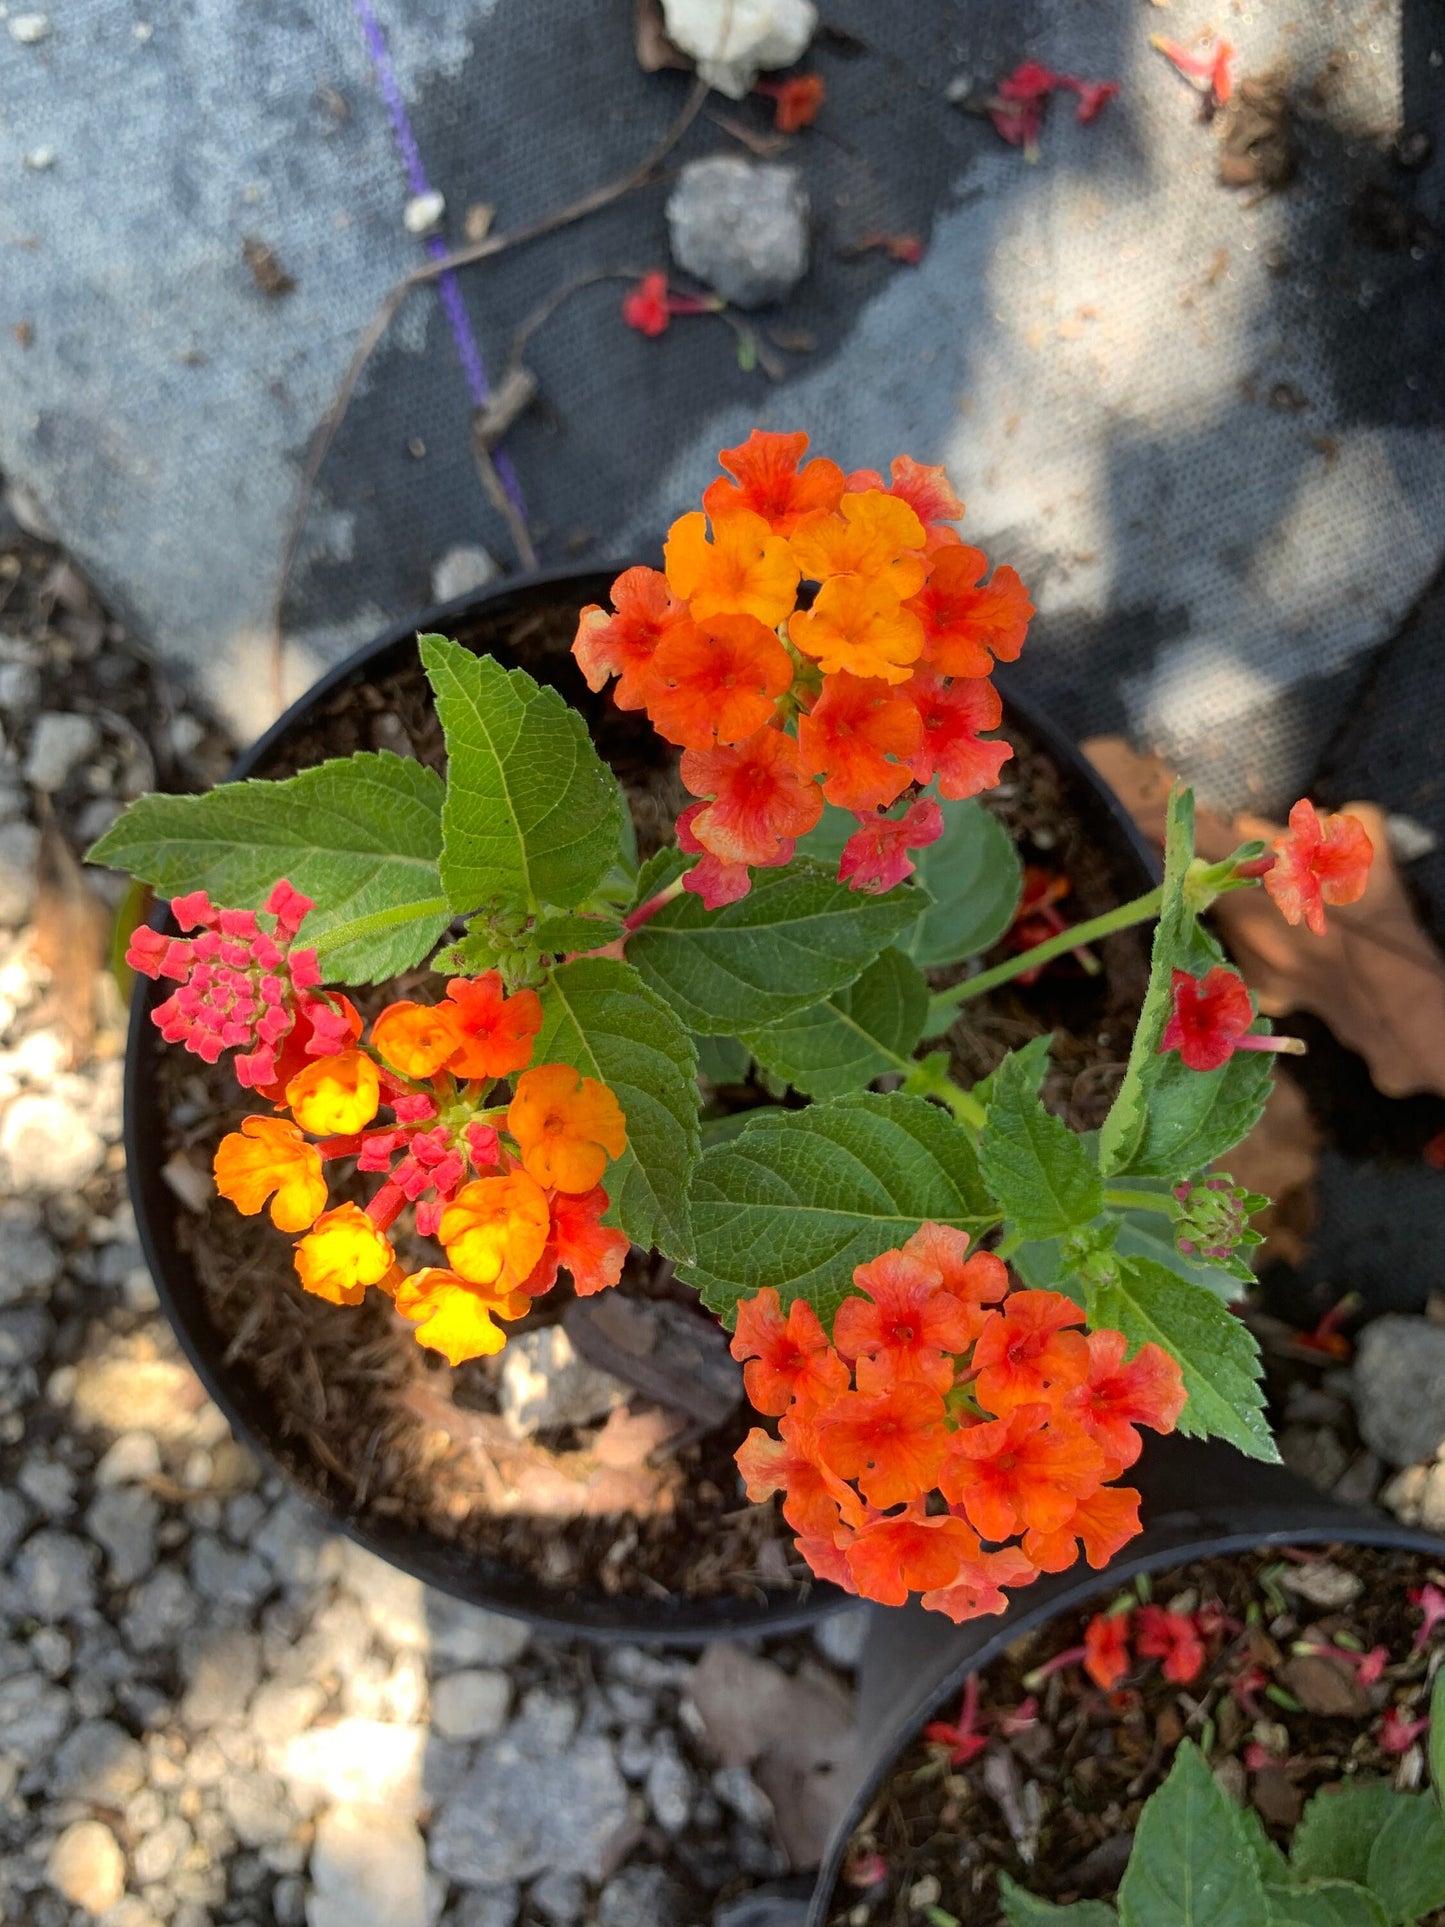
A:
9,13,50,43
403,189,445,235
23,147,56,171
133,20,153,41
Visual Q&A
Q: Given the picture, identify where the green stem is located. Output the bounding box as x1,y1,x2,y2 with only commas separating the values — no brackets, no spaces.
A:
1102,1186,1174,1215
935,1078,988,1131
311,896,452,961
926,884,1164,1029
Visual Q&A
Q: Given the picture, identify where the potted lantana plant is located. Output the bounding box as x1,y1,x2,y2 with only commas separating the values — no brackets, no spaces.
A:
93,430,1373,1633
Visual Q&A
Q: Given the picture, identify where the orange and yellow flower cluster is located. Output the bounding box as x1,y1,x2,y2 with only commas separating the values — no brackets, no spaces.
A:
187,934,629,1367
730,1225,1186,1622
573,431,1031,905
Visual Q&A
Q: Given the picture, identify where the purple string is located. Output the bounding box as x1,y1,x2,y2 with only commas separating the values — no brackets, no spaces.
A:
353,0,528,525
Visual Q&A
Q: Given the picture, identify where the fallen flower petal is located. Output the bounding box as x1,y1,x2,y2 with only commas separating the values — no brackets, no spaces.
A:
756,72,827,132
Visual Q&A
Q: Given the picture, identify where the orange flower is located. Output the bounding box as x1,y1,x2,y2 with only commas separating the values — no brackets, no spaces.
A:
644,613,794,750
788,575,925,684
731,1286,849,1417
907,544,1033,677
735,1414,866,1540
900,1222,1009,1313
796,672,923,812
845,456,965,528
845,1508,983,1609
1083,1609,1132,1689
439,1170,551,1289
903,669,1013,799
760,72,827,133
284,1049,381,1136
294,1202,396,1306
701,429,845,536
443,973,543,1081
1023,1484,1143,1572
1264,799,1373,936
939,1403,1105,1540
520,1184,630,1298
971,1290,1090,1414
664,509,800,627
573,566,687,709
921,1543,1038,1623
790,491,929,600
813,1380,949,1509
214,1115,328,1232
833,1249,977,1394
681,726,823,865
393,1266,531,1366
1065,1330,1186,1476
371,1000,460,1079
1135,1604,1207,1684
507,1062,627,1194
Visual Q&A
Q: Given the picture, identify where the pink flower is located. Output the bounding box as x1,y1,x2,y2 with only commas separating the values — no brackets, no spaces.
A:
838,797,944,894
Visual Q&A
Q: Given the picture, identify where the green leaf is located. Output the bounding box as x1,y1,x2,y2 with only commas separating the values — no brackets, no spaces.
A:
1101,1179,1250,1299
1089,1256,1276,1461
741,947,928,1098
998,1874,1117,1925
1099,786,1194,1177
971,1033,1055,1114
694,1033,752,1086
1119,1046,1274,1180
86,752,450,983
1292,1786,1400,1885
628,859,922,1035
1365,1792,1445,1919
1431,1667,1445,1811
979,1047,1102,1239
1264,1882,1388,1927
536,957,699,1261
421,634,622,915
680,1092,997,1327
1116,1741,1265,1927
530,912,624,955
1240,1806,1292,1886
630,846,689,909
699,1103,784,1147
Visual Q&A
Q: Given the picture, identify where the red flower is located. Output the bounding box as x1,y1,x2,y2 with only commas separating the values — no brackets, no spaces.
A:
573,566,687,709
644,613,794,751
1135,1605,1207,1684
797,672,923,812
734,1415,864,1541
908,544,1033,678
1411,1582,1445,1654
731,1286,849,1417
1159,966,1306,1073
1023,1484,1142,1572
1065,1329,1187,1475
901,1222,1009,1312
990,60,1119,158
756,73,827,133
837,797,944,894
1380,1707,1430,1755
520,1185,629,1298
702,429,846,537
443,972,543,1080
675,804,797,909
813,1381,950,1510
922,1543,1038,1623
971,1290,1090,1414
833,1248,978,1394
1083,1610,1132,1689
1151,34,1234,108
924,1675,989,1765
1264,799,1374,937
845,1506,983,1608
903,670,1013,800
622,270,717,337
681,725,823,867
939,1403,1106,1540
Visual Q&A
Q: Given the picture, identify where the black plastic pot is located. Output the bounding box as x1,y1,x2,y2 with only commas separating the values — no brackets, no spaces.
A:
802,1435,1445,1927
125,563,1160,1643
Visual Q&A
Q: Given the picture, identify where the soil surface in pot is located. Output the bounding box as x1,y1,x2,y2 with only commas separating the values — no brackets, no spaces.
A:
830,1542,1445,1926
154,589,1149,1606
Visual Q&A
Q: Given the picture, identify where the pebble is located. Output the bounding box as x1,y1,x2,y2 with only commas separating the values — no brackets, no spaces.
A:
0,1487,31,1562
23,711,100,791
48,1819,126,1912
95,1430,163,1487
499,1324,630,1436
279,1717,427,1813
16,1527,98,1619
122,1567,199,1654
1353,1316,1445,1466
597,1864,688,1927
0,1091,104,1193
9,13,51,43
309,1800,429,1927
447,1888,521,1927
87,1484,160,1584
403,190,446,235
429,1731,628,1885
0,1303,53,1367
71,1349,203,1437
431,545,499,605
221,1767,297,1846
132,1813,192,1885
659,0,816,98
0,659,41,715
48,1717,146,1803
530,1870,587,1926
0,1218,62,1301
646,1733,695,1835
430,1666,511,1742
179,1625,260,1727
813,1605,870,1671
0,1669,73,1761
666,157,810,308
188,1531,272,1607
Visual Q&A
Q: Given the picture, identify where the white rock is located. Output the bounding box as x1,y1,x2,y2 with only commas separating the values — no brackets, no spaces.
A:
0,1091,104,1193
430,1667,511,1743
813,1604,871,1670
307,1800,428,1927
48,1819,126,1913
403,190,445,235
9,13,51,42
95,1430,163,1487
1387,812,1439,862
16,1527,97,1618
251,1679,326,1752
23,711,100,790
431,544,499,605
222,1768,299,1847
179,1625,260,1727
48,1718,147,1803
132,1814,192,1885
429,1732,627,1885
427,1591,531,1668
660,0,816,97
280,1719,427,1814
666,156,810,309
499,1324,629,1437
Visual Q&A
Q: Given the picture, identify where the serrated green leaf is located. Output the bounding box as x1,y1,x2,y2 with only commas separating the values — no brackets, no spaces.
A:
421,634,622,915
1013,1199,1245,1310
972,1034,1055,1115
979,1047,1102,1239
997,1874,1118,1925
1292,1785,1399,1885
630,846,689,909
694,1033,752,1086
679,1092,997,1327
530,912,624,955
1365,1792,1445,1919
1240,1806,1292,1885
1119,1046,1274,1180
699,1103,784,1146
629,859,922,1035
536,957,699,1260
1117,1741,1265,1927
87,752,450,983
1099,785,1194,1177
741,947,928,1098
1264,1881,1388,1927
1089,1256,1276,1461
1431,1668,1445,1811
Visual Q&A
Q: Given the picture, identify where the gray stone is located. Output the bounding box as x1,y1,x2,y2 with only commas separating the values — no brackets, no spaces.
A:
666,157,809,309
0,660,41,716
178,1625,260,1727
253,1496,334,1589
429,1732,627,1885
429,1667,511,1743
644,1735,694,1836
529,1870,586,1926
87,1486,159,1585
1278,1423,1350,1494
48,1719,146,1803
121,1568,198,1654
0,1092,104,1193
273,1874,308,1927
1353,1317,1445,1467
445,1890,520,1927
16,1527,97,1618
712,1764,775,1830
513,1686,578,1753
597,1865,686,1927
249,1679,325,1751
47,1818,126,1913
132,1814,192,1885
0,1488,31,1562
308,1800,428,1927
95,1431,163,1487
222,1768,297,1847
29,1624,70,1675
0,1670,73,1761
0,1221,60,1301
0,1306,53,1368
498,1324,629,1438
813,1606,870,1671
188,1531,272,1607
0,820,39,925
23,711,99,791
426,1592,530,1669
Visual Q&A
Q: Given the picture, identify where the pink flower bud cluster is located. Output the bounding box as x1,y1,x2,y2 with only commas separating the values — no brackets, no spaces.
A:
126,880,327,1089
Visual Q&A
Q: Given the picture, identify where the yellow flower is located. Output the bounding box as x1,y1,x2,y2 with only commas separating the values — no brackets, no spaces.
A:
439,1171,551,1290
394,1267,532,1366
371,1000,460,1079
284,1049,381,1136
506,1063,628,1194
788,575,924,685
213,1115,328,1232
293,1202,395,1306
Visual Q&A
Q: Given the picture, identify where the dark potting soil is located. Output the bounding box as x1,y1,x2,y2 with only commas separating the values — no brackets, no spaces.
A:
153,588,1150,1605
830,1543,1445,1927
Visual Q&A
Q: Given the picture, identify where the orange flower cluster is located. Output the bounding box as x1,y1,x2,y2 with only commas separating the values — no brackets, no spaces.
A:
573,431,1031,905
730,1226,1186,1622
211,961,629,1367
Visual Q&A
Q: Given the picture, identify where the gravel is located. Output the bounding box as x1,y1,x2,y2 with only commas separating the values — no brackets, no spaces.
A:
666,156,810,308
1353,1315,1445,1466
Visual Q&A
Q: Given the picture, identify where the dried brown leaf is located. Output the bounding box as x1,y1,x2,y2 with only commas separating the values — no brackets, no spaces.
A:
29,818,110,1061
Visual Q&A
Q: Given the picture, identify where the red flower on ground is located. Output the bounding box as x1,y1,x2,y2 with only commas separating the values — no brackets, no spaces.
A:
989,60,1120,158
1083,1609,1132,1689
971,1290,1090,1414
903,670,1014,799
837,797,944,894
701,429,846,537
939,1403,1106,1540
1134,1605,1207,1684
797,672,923,812
731,1286,850,1417
756,72,827,133
833,1248,978,1394
1264,799,1374,937
621,271,717,337
680,726,823,866
1065,1329,1187,1475
813,1381,950,1510
908,544,1033,677
1151,34,1234,108
1380,1707,1430,1755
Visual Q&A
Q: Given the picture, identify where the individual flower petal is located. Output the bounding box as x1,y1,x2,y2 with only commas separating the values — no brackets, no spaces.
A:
664,508,801,627
371,1000,461,1079
444,973,544,1081
1023,1484,1143,1572
921,1544,1038,1623
701,429,845,535
901,1223,1009,1310
731,1286,850,1417
907,544,1033,677
834,1249,976,1394
789,491,929,600
294,1202,395,1306
838,797,943,894
572,566,687,708
813,1380,950,1510
214,1115,328,1232
845,1508,984,1609
394,1267,531,1365
884,455,964,527
284,1049,382,1136
1083,1608,1132,1688
903,669,1013,799
681,726,823,865
1135,1604,1207,1684
939,1403,1106,1540
736,1414,866,1540
1066,1331,1186,1475
507,1062,627,1194
797,672,923,812
644,613,794,750
971,1290,1090,1414
524,1184,630,1297
789,575,925,684
1264,799,1374,937
439,1170,551,1289
1158,966,1256,1073
622,270,671,336
757,73,827,133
